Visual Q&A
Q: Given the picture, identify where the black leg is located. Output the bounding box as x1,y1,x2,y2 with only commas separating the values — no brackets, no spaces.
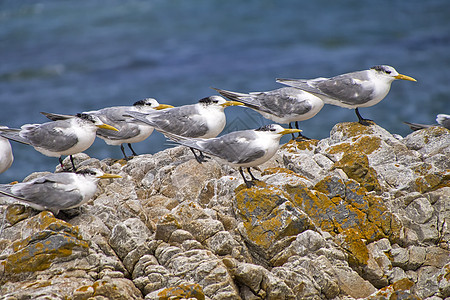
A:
239,167,255,188
294,121,311,140
59,156,64,168
120,144,128,160
69,155,77,172
247,167,259,181
190,148,209,164
127,143,138,156
289,123,296,140
355,108,373,126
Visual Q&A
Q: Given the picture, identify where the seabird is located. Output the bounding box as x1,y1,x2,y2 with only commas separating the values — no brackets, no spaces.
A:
125,95,243,163
81,98,173,159
0,114,118,171
277,65,416,125
160,124,301,188
0,168,121,215
0,126,14,174
212,87,324,139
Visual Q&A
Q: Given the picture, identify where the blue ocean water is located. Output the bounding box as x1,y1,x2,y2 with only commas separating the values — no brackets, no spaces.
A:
0,0,449,182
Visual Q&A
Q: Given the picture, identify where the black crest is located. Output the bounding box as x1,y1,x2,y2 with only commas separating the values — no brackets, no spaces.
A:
76,168,98,176
76,113,95,123
371,65,391,74
255,124,276,132
198,97,218,105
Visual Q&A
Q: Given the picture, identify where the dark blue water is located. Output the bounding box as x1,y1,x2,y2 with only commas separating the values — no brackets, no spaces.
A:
1,0,449,182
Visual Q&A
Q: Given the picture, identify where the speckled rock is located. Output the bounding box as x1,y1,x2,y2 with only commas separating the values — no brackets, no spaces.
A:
0,121,449,299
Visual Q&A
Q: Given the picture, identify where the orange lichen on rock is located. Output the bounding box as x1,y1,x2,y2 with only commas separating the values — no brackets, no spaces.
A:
327,135,382,156
1,211,89,275
332,151,381,192
282,139,319,152
157,283,205,300
234,185,313,251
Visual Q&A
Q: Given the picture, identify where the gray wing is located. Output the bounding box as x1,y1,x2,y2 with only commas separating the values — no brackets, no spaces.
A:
7,173,84,210
253,88,314,116
436,114,450,129
165,130,265,164
20,121,78,152
314,72,375,105
128,106,209,138
214,87,314,117
93,107,142,140
277,71,375,105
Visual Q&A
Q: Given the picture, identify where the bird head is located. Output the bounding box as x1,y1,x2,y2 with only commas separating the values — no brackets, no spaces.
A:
255,124,302,136
76,168,122,179
370,65,416,82
198,95,243,108
76,113,119,131
133,98,174,110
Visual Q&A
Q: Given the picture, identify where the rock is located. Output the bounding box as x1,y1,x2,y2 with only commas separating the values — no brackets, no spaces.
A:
1,121,449,299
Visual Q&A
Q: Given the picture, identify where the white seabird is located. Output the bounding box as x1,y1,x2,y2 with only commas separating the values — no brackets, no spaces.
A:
213,87,324,139
0,114,118,171
0,168,121,215
0,126,14,174
82,98,173,159
125,95,243,163
160,124,301,188
277,65,416,125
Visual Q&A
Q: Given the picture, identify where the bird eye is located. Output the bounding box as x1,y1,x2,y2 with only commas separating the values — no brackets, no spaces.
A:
385,70,391,74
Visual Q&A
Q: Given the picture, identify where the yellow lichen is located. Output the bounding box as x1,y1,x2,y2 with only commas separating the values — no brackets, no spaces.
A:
235,186,313,250
327,135,382,156
157,283,205,300
332,152,381,192
2,211,89,275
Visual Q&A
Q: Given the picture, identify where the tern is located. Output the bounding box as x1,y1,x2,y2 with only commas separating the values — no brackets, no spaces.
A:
0,114,118,171
0,168,121,215
277,65,416,125
0,126,14,174
125,95,243,163
160,124,301,188
88,98,173,159
212,87,324,139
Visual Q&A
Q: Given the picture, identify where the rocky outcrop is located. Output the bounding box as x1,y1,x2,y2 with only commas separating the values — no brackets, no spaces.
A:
0,122,449,299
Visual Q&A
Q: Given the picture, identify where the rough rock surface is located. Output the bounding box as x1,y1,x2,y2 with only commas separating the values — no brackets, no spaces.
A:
0,122,449,299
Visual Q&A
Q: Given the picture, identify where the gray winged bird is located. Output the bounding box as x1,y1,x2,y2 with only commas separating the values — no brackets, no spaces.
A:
160,124,301,188
277,65,416,125
213,87,324,139
0,168,121,215
0,114,118,171
125,95,243,163
0,126,14,174
80,98,173,159
42,99,173,159
404,114,450,131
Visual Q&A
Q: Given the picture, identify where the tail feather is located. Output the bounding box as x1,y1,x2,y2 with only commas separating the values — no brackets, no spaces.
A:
403,121,431,131
41,112,75,121
157,128,205,152
276,78,327,98
124,111,157,127
0,129,31,145
212,87,260,110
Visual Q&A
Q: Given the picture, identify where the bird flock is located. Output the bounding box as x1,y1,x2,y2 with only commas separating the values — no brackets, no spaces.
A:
3,64,444,215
